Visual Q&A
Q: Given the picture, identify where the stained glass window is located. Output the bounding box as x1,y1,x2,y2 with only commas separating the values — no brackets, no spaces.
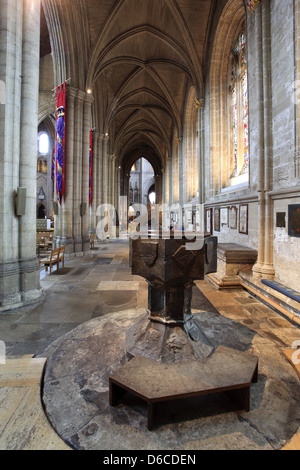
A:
229,26,249,179
232,84,238,177
242,70,248,172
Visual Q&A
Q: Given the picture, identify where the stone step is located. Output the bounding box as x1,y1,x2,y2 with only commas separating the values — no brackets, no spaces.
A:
0,356,71,450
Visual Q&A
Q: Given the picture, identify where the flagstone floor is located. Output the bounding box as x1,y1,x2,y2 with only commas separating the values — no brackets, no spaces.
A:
0,240,300,450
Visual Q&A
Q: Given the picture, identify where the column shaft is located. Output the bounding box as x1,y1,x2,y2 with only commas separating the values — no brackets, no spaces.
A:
18,0,42,304
82,96,93,251
60,87,76,252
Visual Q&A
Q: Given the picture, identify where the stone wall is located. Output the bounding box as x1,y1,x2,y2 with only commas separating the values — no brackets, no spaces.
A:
201,0,300,291
270,0,300,290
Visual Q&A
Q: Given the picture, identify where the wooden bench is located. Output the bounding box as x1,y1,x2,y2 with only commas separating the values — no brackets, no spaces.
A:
109,346,258,430
58,245,65,268
36,232,53,254
39,247,60,274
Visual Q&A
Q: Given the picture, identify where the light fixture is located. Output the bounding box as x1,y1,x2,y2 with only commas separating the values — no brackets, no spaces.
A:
39,132,49,154
149,192,156,205
87,89,92,94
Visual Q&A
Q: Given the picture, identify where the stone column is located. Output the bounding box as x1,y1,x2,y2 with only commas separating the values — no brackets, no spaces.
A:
55,89,93,253
261,0,275,278
252,0,275,279
81,94,93,251
177,137,184,205
102,135,109,205
123,173,130,224
155,173,163,228
167,156,173,205
61,86,76,253
252,3,265,278
0,0,43,309
95,132,103,228
0,0,23,308
18,0,42,304
164,156,170,205
115,162,120,226
111,154,116,209
107,155,112,205
155,174,162,207
198,99,205,204
295,0,300,177
89,130,98,234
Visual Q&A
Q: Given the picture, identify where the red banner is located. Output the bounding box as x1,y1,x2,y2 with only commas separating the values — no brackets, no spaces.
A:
51,147,55,182
56,83,66,204
89,130,93,205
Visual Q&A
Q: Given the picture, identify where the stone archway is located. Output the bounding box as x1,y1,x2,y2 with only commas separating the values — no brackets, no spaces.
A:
119,146,163,232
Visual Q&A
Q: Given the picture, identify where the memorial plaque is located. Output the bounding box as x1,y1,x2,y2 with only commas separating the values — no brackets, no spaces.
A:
239,204,248,234
205,208,212,234
214,208,220,232
229,206,237,229
276,212,286,228
220,207,228,226
288,205,300,237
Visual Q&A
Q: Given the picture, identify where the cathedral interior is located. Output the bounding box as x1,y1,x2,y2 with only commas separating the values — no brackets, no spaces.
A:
1,0,300,452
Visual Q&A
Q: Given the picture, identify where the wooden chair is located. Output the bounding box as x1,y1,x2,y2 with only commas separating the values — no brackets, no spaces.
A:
39,247,60,274
47,233,53,248
37,236,48,257
58,245,65,268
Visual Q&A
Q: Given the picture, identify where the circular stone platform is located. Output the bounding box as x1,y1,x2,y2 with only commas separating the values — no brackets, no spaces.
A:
41,308,300,451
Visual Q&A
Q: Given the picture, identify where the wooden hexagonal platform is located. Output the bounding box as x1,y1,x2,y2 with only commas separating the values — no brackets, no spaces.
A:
109,346,258,430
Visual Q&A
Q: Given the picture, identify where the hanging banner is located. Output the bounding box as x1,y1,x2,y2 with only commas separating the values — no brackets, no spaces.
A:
89,129,93,205
56,82,66,204
51,147,55,182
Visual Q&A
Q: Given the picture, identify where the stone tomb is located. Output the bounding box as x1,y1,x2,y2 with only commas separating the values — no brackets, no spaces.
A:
207,243,258,289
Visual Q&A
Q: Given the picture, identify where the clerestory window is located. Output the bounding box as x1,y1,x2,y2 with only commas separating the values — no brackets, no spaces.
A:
228,26,249,182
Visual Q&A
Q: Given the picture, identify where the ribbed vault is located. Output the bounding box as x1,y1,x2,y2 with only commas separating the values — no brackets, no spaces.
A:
42,0,217,173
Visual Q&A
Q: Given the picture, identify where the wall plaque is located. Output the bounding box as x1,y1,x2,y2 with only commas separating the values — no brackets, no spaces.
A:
276,212,286,228
220,207,228,226
229,206,237,229
205,208,212,235
239,204,248,234
288,205,300,237
214,207,220,232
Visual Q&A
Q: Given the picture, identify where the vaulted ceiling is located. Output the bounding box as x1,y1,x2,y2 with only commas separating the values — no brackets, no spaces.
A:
41,0,240,166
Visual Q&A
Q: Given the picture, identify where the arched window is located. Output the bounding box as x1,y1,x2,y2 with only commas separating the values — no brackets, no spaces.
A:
229,26,248,180
38,132,49,155
149,191,156,205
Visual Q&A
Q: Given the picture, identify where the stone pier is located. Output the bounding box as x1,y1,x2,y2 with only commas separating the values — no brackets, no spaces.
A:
0,0,43,310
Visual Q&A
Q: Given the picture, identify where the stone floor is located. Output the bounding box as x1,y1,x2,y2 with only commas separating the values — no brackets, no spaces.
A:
0,240,300,450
